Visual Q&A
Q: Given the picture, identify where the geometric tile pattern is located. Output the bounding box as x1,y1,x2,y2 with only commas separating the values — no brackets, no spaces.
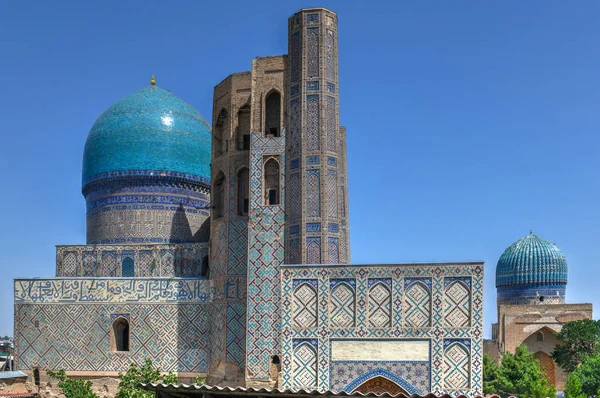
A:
56,243,208,277
280,263,484,396
404,282,431,328
443,341,470,390
306,96,320,151
84,180,210,245
326,97,336,152
246,131,286,380
15,278,211,304
226,302,246,368
368,282,392,328
306,170,320,218
306,237,321,264
331,361,430,395
327,238,339,264
63,252,77,276
14,302,209,373
327,170,337,219
329,282,355,327
444,280,471,328
307,28,319,78
293,283,318,328
293,342,318,388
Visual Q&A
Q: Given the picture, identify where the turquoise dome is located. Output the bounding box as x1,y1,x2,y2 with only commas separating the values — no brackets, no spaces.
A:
496,232,568,304
82,85,211,186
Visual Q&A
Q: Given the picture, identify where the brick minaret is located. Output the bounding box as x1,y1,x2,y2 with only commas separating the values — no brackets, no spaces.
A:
286,8,350,265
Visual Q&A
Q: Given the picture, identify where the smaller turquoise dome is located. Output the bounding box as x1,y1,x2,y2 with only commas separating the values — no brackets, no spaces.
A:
496,232,568,304
82,85,211,186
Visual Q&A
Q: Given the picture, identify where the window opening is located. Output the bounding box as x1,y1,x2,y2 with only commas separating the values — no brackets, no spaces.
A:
111,317,130,352
213,172,226,219
237,168,250,216
264,158,280,205
265,91,281,137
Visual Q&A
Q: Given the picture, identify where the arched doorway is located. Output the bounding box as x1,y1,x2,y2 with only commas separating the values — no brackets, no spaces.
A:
534,351,556,386
353,376,409,396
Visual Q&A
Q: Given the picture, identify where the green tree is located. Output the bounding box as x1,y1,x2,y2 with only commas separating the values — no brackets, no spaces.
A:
552,319,600,373
47,370,99,398
162,372,178,385
565,372,586,398
194,375,206,385
483,345,555,398
116,359,161,398
573,355,600,396
483,354,502,395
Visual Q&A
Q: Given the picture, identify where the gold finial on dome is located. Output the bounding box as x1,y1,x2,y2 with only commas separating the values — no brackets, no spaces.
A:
150,75,156,85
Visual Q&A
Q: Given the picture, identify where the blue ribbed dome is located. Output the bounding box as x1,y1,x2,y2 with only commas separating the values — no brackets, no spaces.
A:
496,232,568,305
82,85,211,186
496,233,568,287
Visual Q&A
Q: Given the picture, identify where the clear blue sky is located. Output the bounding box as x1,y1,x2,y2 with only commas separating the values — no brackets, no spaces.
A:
1,1,599,338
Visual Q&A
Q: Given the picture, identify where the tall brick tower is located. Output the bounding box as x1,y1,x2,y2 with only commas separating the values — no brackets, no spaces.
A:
286,8,350,265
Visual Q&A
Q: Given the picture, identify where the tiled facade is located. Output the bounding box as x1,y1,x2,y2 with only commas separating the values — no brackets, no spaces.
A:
14,6,485,397
280,263,484,396
14,279,210,373
55,243,208,277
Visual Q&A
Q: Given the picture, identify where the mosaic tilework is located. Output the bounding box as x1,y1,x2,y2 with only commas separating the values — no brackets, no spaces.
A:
290,33,300,83
444,341,470,390
246,131,286,380
369,282,392,328
226,302,246,368
63,253,77,276
82,85,211,184
330,361,430,395
293,341,318,388
306,170,320,218
15,278,211,304
326,96,337,152
306,237,321,264
444,279,471,328
327,238,339,264
404,281,431,328
329,282,355,327
56,243,208,277
293,282,318,328
15,302,208,373
307,28,320,78
325,29,335,81
290,99,301,156
85,182,210,245
280,263,483,396
327,170,337,219
228,220,248,276
307,95,320,151
289,172,301,222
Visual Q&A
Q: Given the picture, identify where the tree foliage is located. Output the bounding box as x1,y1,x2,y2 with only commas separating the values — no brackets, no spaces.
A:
567,355,600,397
483,345,556,398
47,370,99,398
194,375,206,385
552,319,600,373
565,372,586,398
162,372,178,385
116,359,162,398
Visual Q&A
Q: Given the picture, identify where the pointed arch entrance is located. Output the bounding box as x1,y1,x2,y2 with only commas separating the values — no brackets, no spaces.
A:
353,376,410,395
534,351,556,386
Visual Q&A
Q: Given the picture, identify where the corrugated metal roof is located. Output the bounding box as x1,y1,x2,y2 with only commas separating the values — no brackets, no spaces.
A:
0,371,28,380
137,383,504,398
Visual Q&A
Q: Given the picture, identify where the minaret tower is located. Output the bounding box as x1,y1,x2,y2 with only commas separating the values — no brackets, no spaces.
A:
286,8,350,264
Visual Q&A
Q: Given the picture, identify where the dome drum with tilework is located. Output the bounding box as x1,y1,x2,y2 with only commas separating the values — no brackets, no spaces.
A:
81,84,212,245
496,232,568,305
